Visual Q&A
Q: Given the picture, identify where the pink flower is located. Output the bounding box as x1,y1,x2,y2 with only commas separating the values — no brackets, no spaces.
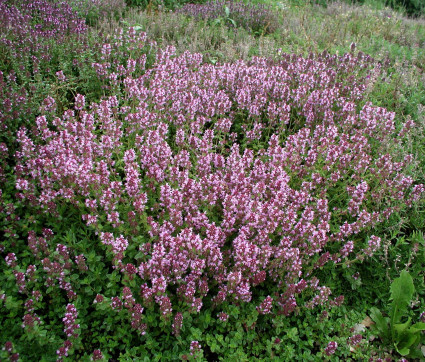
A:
325,341,338,356
56,71,66,82
217,312,229,322
172,312,184,336
190,341,201,355
91,349,104,361
257,296,273,315
74,94,85,110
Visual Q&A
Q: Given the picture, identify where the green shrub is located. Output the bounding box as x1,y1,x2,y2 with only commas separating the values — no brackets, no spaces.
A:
386,0,425,17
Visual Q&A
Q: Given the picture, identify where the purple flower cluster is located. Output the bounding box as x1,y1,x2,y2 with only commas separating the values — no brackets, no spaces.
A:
57,304,80,359
348,334,362,346
172,312,184,336
2,341,19,362
324,341,338,356
190,341,202,356
257,295,273,314
11,28,424,336
176,0,278,34
217,312,229,321
91,349,104,361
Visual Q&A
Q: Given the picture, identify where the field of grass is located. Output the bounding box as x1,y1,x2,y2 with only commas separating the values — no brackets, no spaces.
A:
0,0,425,360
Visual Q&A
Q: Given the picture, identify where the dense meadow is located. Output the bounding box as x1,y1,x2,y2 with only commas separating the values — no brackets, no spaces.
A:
1,0,425,360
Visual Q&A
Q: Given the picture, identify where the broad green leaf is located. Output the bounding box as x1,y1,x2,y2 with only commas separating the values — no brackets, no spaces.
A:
370,307,390,339
390,270,414,310
394,317,412,334
396,346,411,356
408,322,425,332
390,271,415,325
396,332,419,354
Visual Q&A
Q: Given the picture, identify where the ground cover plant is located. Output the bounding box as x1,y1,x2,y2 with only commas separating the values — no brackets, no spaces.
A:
1,0,425,361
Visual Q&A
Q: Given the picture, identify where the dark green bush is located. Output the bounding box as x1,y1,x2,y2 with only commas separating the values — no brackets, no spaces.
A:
386,0,425,17
342,0,425,17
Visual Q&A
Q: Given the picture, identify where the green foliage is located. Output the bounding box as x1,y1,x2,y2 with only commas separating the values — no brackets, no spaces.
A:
125,0,153,9
385,0,425,17
125,0,207,11
370,270,425,358
67,0,126,26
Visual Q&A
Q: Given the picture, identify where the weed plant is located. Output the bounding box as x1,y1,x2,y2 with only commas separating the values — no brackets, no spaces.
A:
176,0,278,35
67,0,127,26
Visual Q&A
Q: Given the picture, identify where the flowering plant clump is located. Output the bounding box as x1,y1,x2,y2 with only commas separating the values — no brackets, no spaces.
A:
176,0,279,34
0,0,90,161
0,25,422,358
0,0,87,77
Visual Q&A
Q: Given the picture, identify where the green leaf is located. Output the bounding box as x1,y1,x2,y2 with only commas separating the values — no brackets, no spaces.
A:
286,327,299,342
395,236,407,247
395,332,418,355
370,307,390,339
408,322,425,332
393,317,412,335
411,230,424,245
390,270,414,324
224,5,230,18
228,19,236,27
390,270,414,310
5,296,21,310
396,346,410,356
